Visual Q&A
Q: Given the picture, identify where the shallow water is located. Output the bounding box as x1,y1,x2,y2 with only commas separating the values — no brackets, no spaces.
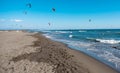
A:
29,29,120,72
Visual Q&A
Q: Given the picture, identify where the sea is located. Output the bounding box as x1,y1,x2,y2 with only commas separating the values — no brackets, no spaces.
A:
28,29,120,72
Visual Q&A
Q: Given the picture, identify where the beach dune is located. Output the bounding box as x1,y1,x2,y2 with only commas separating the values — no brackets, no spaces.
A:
0,31,118,73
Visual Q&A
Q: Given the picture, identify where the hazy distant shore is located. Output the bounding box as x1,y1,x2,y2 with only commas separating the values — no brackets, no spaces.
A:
0,31,118,73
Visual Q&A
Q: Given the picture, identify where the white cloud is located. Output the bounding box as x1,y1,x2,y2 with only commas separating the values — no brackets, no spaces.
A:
10,19,23,22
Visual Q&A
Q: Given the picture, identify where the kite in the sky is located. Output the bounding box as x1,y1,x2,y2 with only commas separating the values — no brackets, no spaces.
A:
48,22,51,26
24,3,32,15
26,3,32,8
52,8,56,12
24,11,27,15
48,8,56,26
89,19,91,22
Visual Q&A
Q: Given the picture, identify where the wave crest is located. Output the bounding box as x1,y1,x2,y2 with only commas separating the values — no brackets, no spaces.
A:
87,38,120,44
69,35,73,38
78,30,86,32
96,39,120,44
55,31,72,34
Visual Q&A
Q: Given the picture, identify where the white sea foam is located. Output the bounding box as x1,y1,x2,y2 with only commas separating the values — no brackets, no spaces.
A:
68,41,92,48
96,39,120,44
69,35,73,38
55,31,72,34
78,30,86,32
43,34,52,39
87,48,98,51
46,36,52,38
86,37,95,40
55,31,67,33
98,51,120,70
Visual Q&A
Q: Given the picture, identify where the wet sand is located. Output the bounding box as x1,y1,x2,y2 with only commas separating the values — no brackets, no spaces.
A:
0,31,118,73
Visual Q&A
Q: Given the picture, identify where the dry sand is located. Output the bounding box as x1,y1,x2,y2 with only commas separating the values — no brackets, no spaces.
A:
0,31,118,73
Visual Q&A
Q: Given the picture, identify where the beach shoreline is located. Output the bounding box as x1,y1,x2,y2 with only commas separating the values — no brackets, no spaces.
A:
40,32,119,73
0,31,118,73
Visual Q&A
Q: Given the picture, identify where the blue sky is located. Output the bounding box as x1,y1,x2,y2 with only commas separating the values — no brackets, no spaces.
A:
0,0,120,29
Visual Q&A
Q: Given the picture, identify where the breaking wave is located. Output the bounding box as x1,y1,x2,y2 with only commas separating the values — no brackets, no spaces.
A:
69,35,73,38
55,31,72,33
87,38,120,44
78,30,86,32
96,39,120,44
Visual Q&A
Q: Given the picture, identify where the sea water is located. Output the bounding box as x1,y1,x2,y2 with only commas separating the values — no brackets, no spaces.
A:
29,29,120,72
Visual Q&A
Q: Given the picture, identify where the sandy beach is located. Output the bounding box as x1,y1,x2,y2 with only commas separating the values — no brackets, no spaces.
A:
0,31,118,73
